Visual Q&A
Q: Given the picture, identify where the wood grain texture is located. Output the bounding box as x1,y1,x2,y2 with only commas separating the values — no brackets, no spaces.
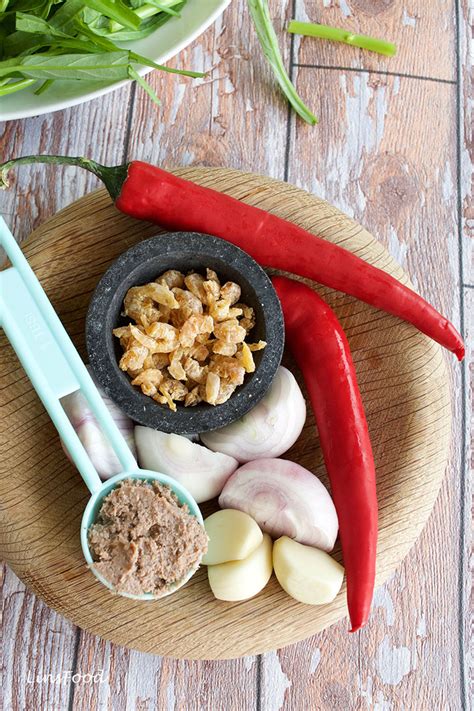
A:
293,0,457,81
0,172,451,659
0,84,133,243
125,0,291,174
67,631,257,711
0,0,471,706
288,70,458,318
460,0,473,285
464,285,473,708
1,563,77,711
460,6,472,704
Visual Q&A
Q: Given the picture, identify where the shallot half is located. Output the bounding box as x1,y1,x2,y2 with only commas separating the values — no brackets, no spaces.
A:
60,376,136,480
201,367,306,462
135,427,238,503
219,458,338,551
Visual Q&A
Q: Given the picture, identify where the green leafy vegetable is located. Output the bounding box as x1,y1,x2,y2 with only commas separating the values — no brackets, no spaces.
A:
0,50,131,79
0,0,197,104
287,20,397,57
48,0,92,33
247,0,317,125
15,11,69,35
74,17,203,77
13,0,56,19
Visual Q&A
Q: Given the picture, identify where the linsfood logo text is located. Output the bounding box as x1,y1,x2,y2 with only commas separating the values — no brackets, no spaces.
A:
26,670,107,685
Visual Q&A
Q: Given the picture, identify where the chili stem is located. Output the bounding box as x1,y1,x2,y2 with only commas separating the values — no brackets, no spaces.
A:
287,20,397,57
0,155,127,200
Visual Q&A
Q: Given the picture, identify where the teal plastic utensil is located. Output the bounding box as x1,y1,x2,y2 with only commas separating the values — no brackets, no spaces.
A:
0,217,204,600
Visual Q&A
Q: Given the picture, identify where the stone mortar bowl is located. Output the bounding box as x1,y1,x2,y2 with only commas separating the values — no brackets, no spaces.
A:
86,232,284,435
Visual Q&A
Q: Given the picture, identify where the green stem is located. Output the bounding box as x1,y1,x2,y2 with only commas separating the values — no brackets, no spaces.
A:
108,2,166,31
34,78,54,95
74,19,205,77
145,1,180,16
134,4,164,19
0,155,127,201
287,20,397,57
83,0,140,30
247,0,317,125
0,78,36,96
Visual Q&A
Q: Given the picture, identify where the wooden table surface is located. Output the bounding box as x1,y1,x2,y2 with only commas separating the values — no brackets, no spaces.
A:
0,1,472,709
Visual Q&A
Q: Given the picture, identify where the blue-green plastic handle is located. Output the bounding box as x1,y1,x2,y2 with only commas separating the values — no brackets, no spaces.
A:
0,217,138,494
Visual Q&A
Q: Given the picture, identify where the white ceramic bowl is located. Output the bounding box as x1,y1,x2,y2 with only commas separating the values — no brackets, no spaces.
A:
0,0,232,122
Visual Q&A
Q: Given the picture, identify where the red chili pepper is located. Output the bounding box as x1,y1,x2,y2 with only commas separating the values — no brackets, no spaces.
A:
272,275,377,632
0,155,464,360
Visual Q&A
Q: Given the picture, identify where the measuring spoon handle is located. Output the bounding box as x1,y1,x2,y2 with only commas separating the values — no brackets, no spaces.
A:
0,218,138,494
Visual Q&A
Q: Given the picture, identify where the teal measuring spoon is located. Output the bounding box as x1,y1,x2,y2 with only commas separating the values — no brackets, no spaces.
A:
0,217,204,600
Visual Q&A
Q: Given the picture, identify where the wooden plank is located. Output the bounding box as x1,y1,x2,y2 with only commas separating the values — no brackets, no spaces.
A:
460,0,473,285
259,68,464,709
463,286,473,707
125,0,290,175
1,564,77,711
288,70,459,318
292,0,457,82
459,5,472,704
0,83,133,243
69,632,258,711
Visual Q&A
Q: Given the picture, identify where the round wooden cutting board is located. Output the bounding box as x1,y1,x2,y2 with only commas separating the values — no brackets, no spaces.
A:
0,167,451,660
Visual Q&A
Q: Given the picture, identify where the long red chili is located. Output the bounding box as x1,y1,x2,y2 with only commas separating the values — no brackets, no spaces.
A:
0,155,464,360
272,275,377,632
